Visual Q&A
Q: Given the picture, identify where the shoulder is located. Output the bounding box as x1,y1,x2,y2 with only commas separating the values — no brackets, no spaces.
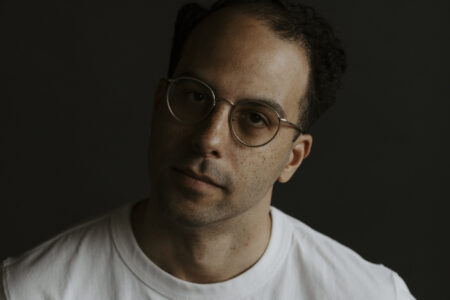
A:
1,211,114,300
271,207,415,300
0,264,6,300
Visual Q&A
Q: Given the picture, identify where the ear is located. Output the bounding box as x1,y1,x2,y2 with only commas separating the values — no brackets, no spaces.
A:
277,134,313,183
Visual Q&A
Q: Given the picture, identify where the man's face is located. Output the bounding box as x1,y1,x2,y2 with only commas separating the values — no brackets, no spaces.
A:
148,9,311,227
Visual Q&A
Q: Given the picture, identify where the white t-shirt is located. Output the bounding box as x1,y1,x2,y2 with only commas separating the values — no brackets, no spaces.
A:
1,203,415,300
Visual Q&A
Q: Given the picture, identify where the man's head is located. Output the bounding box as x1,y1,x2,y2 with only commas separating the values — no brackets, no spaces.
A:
168,0,347,132
147,1,345,228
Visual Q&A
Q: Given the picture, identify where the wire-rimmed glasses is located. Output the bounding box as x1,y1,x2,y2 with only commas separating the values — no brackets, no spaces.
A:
165,76,303,147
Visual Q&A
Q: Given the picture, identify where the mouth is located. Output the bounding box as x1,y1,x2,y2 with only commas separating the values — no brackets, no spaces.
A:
172,167,223,190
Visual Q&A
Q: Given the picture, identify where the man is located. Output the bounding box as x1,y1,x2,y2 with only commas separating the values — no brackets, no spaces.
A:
1,0,415,299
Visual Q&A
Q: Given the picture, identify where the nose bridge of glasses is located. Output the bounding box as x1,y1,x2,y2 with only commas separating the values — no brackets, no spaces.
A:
193,97,234,149
216,96,235,108
206,96,235,122
206,96,234,127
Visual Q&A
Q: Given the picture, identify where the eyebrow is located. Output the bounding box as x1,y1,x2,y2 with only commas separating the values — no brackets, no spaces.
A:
175,71,288,118
249,98,287,119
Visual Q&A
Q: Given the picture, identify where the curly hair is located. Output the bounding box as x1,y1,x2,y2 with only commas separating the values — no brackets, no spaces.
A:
167,0,347,132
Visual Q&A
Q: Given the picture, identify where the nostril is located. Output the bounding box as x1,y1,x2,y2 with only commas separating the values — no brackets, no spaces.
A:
191,140,222,158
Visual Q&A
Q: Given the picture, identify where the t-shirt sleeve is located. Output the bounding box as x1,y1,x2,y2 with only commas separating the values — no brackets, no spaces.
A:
392,271,416,300
0,263,7,300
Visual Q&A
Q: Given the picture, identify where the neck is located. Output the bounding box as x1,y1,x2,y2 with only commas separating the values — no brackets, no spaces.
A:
131,196,272,283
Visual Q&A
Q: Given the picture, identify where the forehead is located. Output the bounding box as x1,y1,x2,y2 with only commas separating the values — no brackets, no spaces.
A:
174,8,310,120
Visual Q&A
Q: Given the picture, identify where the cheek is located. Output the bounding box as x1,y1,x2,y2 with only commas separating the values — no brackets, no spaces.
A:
148,116,188,174
231,145,290,194
150,111,188,149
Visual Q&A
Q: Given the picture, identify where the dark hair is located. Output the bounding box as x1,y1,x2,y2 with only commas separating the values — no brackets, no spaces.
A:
168,0,347,132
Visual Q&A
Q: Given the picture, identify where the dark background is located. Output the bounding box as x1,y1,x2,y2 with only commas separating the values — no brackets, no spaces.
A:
1,0,449,299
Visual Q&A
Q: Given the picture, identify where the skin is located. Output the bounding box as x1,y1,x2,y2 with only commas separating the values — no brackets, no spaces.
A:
132,8,313,283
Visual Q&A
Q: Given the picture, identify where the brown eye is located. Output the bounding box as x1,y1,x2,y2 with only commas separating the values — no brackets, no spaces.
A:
238,109,270,128
184,90,207,104
248,112,265,125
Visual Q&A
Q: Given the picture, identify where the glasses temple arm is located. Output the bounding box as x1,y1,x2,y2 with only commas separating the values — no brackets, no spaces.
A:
280,118,304,134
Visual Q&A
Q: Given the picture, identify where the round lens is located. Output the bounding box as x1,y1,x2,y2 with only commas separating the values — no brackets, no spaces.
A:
167,78,215,124
231,101,280,146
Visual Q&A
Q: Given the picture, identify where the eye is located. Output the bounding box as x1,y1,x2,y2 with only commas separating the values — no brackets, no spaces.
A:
248,112,263,124
185,90,207,104
241,110,270,128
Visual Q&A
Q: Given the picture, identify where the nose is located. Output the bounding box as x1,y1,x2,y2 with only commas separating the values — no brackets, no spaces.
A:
191,101,232,158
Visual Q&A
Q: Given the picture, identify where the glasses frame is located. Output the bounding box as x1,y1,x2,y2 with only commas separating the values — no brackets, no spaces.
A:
165,76,303,147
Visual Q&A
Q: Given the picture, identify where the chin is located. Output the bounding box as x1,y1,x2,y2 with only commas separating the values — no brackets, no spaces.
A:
162,198,224,227
153,187,232,228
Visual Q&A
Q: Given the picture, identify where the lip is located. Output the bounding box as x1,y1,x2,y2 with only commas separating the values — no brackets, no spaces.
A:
172,167,223,189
